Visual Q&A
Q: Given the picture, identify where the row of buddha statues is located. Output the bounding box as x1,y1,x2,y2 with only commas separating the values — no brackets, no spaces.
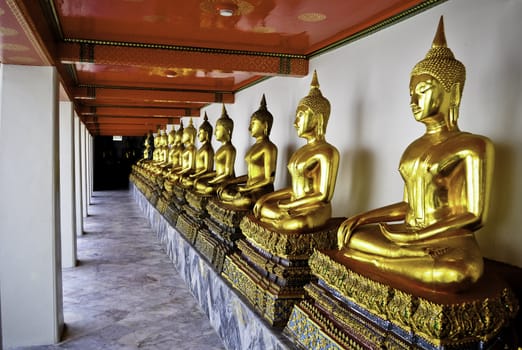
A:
131,18,518,349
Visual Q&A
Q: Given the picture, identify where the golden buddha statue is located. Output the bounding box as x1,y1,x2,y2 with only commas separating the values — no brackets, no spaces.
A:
164,122,184,174
253,71,339,231
166,128,176,160
217,94,277,209
163,119,197,191
194,106,237,194
179,114,215,188
160,123,184,182
140,132,152,161
336,18,494,292
151,128,162,162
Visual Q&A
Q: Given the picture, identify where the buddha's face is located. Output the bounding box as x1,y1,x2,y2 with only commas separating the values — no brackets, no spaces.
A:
410,74,446,122
182,131,190,144
294,105,314,137
198,128,208,142
215,124,228,142
249,117,264,138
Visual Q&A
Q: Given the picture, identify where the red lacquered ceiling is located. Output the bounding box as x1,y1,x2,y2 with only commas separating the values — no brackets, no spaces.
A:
0,0,440,136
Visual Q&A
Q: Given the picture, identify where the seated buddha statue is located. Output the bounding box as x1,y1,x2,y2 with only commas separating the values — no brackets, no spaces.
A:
137,132,152,164
179,114,215,188
144,129,164,178
150,128,162,163
162,122,184,177
253,71,340,231
148,129,173,183
163,119,197,192
194,105,237,195
165,128,176,161
217,94,277,209
336,18,494,292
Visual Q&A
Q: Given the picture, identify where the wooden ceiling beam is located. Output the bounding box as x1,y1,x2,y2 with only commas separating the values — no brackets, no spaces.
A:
60,42,308,76
85,123,169,136
73,87,234,104
82,116,176,125
77,106,201,117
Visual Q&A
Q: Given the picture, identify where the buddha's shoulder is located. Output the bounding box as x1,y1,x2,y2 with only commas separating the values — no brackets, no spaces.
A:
304,142,339,156
447,132,493,152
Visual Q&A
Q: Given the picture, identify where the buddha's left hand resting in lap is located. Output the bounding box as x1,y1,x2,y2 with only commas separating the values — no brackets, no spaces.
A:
336,18,494,292
253,71,340,232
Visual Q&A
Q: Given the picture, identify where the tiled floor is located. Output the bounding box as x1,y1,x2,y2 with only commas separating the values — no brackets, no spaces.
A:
13,190,225,350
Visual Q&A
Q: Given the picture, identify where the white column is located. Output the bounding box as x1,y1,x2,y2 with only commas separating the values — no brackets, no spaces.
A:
0,65,64,347
59,101,77,268
88,133,93,201
81,123,88,217
74,114,84,236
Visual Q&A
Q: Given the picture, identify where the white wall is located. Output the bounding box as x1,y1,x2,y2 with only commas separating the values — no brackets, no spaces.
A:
189,0,522,268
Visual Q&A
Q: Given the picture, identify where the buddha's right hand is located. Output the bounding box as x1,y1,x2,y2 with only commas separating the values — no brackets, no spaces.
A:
337,216,359,249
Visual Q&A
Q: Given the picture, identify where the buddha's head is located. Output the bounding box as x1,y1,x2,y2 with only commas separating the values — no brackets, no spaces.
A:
250,94,274,138
295,70,331,139
174,121,184,145
183,118,197,144
198,113,213,143
154,128,162,147
166,128,175,146
410,17,465,129
215,105,234,142
161,131,169,146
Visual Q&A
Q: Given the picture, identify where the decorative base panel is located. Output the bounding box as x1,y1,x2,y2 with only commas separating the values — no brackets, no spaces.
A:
221,216,345,328
284,249,519,349
240,214,344,259
286,281,517,350
176,210,201,245
222,252,304,328
194,227,231,273
163,203,180,227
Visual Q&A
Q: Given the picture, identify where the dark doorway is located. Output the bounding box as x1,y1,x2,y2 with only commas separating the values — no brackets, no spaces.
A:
94,136,144,190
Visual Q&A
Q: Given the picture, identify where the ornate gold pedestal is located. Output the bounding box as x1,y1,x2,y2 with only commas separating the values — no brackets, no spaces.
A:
222,215,343,327
176,190,211,245
159,184,184,226
156,190,168,215
149,177,164,207
285,250,519,350
195,199,249,272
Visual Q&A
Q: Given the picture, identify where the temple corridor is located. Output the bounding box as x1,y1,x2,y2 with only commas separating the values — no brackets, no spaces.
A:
13,189,224,350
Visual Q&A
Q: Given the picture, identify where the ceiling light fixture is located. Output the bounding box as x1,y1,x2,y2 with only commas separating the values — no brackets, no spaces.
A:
219,8,234,16
164,70,177,78
215,1,238,17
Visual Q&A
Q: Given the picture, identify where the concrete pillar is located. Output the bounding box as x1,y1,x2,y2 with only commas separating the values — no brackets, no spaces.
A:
0,65,64,347
59,101,77,268
88,133,93,201
81,123,88,217
74,114,84,236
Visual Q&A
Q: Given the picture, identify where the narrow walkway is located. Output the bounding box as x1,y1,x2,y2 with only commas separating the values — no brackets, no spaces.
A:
16,190,225,350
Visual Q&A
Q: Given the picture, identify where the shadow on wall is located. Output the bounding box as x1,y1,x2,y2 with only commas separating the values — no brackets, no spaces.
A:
477,143,519,262
336,148,374,218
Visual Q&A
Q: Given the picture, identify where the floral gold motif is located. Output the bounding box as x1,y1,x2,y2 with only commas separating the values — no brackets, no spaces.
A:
308,250,519,346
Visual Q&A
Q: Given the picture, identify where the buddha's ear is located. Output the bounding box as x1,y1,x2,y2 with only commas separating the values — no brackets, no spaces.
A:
450,82,461,108
448,82,461,129
316,113,325,137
